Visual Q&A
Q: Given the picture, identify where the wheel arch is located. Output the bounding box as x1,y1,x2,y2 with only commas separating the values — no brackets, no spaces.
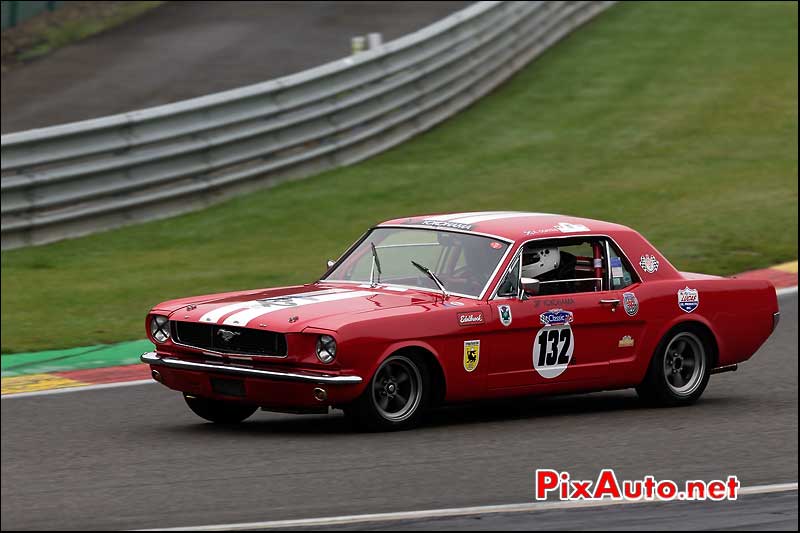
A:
656,319,720,369
373,341,447,407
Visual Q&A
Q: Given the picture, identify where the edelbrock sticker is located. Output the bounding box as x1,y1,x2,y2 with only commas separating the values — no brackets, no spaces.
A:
458,311,484,326
639,254,660,274
623,292,639,317
463,340,480,372
498,305,512,327
677,287,699,313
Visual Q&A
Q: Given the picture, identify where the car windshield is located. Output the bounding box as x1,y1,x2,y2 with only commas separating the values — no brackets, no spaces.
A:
323,227,510,298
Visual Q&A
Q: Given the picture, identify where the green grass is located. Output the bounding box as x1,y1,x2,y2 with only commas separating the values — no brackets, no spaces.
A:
1,1,797,353
16,2,164,62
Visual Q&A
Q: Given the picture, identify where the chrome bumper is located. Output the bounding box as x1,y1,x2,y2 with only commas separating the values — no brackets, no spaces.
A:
141,352,362,385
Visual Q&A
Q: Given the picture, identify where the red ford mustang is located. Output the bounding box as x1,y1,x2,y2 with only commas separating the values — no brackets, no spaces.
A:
142,212,780,430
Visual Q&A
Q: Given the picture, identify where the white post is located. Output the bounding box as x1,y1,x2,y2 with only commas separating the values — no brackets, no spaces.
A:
367,32,383,50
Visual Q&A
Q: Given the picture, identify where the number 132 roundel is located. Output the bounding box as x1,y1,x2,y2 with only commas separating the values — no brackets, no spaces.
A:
533,309,575,379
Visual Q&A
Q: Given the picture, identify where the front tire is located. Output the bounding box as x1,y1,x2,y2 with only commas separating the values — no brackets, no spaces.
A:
184,394,258,423
346,354,429,431
637,327,711,406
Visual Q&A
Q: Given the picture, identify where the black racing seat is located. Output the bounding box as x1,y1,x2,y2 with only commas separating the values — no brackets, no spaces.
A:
537,251,577,295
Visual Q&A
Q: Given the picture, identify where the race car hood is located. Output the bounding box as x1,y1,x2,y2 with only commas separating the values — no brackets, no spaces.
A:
153,283,439,333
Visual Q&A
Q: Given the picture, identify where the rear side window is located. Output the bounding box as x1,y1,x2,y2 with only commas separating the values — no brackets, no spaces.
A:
607,242,638,290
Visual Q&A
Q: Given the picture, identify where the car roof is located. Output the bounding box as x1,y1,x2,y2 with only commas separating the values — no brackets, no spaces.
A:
377,211,633,242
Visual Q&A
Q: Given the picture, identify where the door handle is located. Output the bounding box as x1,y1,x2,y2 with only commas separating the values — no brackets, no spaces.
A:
599,299,620,311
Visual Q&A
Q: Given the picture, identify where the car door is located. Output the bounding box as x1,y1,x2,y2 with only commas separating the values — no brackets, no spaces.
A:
485,236,640,391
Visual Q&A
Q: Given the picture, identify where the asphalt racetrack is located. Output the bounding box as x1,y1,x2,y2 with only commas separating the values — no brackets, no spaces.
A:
1,292,797,530
1,1,469,133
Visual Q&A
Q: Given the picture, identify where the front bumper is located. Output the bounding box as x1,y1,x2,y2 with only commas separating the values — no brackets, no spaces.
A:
141,351,364,407
141,352,362,384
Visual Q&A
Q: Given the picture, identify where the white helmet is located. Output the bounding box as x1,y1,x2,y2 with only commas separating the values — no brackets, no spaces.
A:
521,247,560,278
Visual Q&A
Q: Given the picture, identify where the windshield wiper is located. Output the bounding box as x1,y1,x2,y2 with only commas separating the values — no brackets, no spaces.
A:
411,260,449,300
370,242,382,287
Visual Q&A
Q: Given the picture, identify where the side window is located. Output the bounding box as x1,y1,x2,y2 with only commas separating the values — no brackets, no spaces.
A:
496,257,520,298
521,238,606,295
606,241,638,290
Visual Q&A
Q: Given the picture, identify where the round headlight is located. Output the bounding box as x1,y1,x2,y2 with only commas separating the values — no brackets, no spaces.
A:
316,335,337,364
150,315,170,343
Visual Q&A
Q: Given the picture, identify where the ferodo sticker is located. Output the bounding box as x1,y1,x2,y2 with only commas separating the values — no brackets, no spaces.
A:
463,340,480,372
533,309,574,378
458,311,484,326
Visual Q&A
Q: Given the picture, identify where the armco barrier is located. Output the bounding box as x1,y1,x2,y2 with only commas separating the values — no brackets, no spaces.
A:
0,1,614,250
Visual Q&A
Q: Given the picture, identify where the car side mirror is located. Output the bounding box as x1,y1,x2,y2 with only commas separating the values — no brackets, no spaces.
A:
521,277,540,296
326,259,336,269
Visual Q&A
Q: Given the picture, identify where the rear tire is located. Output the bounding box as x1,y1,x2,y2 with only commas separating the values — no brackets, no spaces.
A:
636,326,711,406
184,394,258,423
345,354,429,431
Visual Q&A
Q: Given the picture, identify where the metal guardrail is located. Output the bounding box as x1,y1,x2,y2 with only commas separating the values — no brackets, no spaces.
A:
0,1,614,250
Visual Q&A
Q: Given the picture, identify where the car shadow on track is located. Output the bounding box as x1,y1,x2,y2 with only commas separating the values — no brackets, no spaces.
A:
161,391,745,437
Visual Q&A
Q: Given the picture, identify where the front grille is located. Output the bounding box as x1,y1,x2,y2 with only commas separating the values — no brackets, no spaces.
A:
171,321,287,357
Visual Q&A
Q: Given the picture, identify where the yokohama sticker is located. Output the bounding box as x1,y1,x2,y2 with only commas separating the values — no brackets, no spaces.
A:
639,254,660,274
622,292,639,316
458,311,484,326
677,287,699,313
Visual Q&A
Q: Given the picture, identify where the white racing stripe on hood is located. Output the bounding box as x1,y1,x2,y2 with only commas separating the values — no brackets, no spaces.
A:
197,289,348,324
221,289,376,326
199,302,257,324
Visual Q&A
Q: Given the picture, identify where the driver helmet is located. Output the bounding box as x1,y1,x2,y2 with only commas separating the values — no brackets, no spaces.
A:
521,247,560,278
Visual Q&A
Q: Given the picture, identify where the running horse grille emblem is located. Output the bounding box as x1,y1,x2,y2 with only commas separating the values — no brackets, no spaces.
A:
217,329,241,343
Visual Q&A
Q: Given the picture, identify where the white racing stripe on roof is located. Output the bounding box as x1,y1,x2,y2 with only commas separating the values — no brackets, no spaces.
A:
453,212,553,224
221,290,376,326
198,289,348,324
422,211,506,221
